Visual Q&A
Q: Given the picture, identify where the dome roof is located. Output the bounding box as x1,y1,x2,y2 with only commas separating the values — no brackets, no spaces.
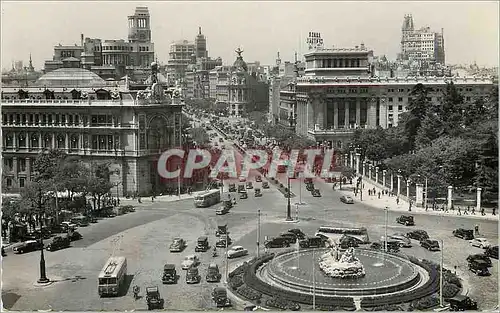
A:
36,67,106,87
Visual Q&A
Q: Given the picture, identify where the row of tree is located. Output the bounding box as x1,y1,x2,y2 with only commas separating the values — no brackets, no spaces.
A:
347,82,498,200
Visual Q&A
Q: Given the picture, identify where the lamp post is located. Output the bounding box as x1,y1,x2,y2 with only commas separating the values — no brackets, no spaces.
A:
285,160,292,221
37,187,49,284
178,165,182,200
384,206,388,253
440,239,444,307
257,210,261,258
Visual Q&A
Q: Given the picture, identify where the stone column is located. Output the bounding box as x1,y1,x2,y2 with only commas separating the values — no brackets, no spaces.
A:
355,153,361,175
333,102,339,128
406,181,410,199
65,133,69,151
375,167,379,184
390,173,394,193
13,157,18,181
344,101,349,128
356,98,361,126
13,132,17,149
362,161,366,177
447,186,453,209
476,187,482,212
397,175,401,196
368,164,372,180
416,183,423,207
51,133,55,149
382,170,387,188
344,154,348,167
349,152,354,169
26,157,31,181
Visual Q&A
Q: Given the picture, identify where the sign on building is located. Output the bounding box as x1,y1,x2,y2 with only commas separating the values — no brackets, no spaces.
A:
306,32,324,50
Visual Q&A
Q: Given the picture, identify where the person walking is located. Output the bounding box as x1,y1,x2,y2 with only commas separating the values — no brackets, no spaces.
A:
475,224,479,235
396,197,400,205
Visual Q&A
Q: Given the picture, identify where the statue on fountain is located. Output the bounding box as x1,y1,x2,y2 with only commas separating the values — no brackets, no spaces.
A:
318,238,365,279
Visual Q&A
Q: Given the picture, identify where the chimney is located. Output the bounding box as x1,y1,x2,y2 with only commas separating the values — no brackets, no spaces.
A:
81,34,84,47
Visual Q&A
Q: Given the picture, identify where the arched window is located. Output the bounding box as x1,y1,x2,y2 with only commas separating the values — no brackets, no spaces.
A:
31,134,39,148
5,134,13,147
43,134,52,149
70,135,79,149
18,133,26,147
95,89,111,100
57,134,65,149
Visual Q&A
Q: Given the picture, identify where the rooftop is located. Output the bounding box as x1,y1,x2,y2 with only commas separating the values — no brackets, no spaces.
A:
36,67,106,87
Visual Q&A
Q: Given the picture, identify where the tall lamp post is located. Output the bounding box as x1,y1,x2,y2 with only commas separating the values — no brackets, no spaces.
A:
285,160,292,221
440,239,444,307
37,187,49,284
257,210,261,258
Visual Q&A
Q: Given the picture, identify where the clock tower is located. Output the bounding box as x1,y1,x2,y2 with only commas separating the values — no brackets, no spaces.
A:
128,6,151,43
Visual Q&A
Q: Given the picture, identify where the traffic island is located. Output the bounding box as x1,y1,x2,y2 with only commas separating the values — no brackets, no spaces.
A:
266,177,296,198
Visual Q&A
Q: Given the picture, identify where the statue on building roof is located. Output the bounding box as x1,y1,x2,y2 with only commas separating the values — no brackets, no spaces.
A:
235,47,244,57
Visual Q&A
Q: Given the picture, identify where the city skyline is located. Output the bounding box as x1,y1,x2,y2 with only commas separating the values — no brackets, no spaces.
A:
1,1,499,71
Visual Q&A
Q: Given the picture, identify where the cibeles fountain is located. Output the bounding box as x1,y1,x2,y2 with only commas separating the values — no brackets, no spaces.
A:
318,239,365,279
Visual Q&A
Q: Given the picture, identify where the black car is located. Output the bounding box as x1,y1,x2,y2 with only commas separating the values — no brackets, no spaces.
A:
466,254,492,267
255,175,262,182
262,182,270,189
2,246,6,257
299,236,325,248
212,287,232,307
228,183,236,192
287,228,306,240
370,241,400,253
446,295,478,311
206,263,222,282
468,259,490,276
68,231,82,241
279,232,297,244
162,264,178,284
265,237,290,248
186,266,201,284
254,188,262,197
239,192,248,199
306,183,315,191
406,229,429,241
146,286,164,310
396,215,415,226
453,228,474,240
420,239,440,251
46,236,70,251
13,240,42,254
246,182,254,189
311,189,321,197
485,246,499,259
195,236,209,252
238,185,245,193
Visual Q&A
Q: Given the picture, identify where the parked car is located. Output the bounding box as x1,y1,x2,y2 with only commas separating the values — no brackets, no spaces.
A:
254,188,262,197
216,234,232,248
311,189,321,197
453,228,474,240
246,182,254,189
262,182,270,189
445,295,478,311
255,175,262,182
468,259,490,276
287,228,306,240
406,229,429,241
470,238,491,249
227,246,248,259
279,232,298,244
265,237,290,248
382,234,412,247
170,237,187,252
420,239,440,251
186,266,201,284
239,192,248,199
485,246,499,259
46,236,71,251
299,236,325,248
1,246,6,257
466,254,492,267
396,215,415,226
306,183,315,191
228,183,236,192
206,263,222,282
195,236,209,252
162,264,178,284
13,240,42,254
215,224,228,237
370,241,400,253
340,195,354,204
216,206,230,215
212,287,232,307
181,255,200,269
239,176,246,183
146,286,164,310
67,231,82,241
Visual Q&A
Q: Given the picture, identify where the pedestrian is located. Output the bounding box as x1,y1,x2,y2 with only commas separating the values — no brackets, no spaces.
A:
493,208,496,216
151,196,154,203
372,187,376,194
457,207,461,215
396,197,400,205
378,192,381,199
471,207,475,215
409,200,413,212
464,207,469,215
481,208,485,216
475,224,479,235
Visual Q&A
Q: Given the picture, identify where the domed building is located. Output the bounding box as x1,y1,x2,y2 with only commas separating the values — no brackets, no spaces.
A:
36,67,106,87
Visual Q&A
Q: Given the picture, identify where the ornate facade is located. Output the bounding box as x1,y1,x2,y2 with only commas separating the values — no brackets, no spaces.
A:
1,63,184,196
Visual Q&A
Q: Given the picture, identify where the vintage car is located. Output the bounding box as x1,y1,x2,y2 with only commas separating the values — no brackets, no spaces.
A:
228,183,237,192
162,264,178,284
396,215,415,226
146,286,164,310
466,254,492,267
181,255,200,270
340,195,354,204
254,188,262,197
46,236,71,251
227,246,248,259
339,236,360,249
212,287,232,307
278,232,298,244
255,175,262,182
68,230,82,241
170,237,187,252
216,234,232,248
370,241,400,253
299,236,325,249
265,237,290,248
446,295,478,311
468,259,490,276
470,237,491,249
420,239,440,251
306,183,315,191
206,263,222,282
216,206,230,215
406,229,429,241
246,182,254,189
311,189,321,197
215,224,228,237
13,240,42,254
195,236,210,252
1,246,6,257
453,228,474,240
239,192,248,199
186,266,201,284
485,245,499,259
262,182,270,189
238,184,246,193
287,229,306,240
381,234,412,248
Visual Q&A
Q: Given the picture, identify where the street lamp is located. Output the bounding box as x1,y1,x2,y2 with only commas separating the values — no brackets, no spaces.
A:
257,210,261,258
285,160,292,221
384,206,388,253
37,187,49,284
440,239,444,307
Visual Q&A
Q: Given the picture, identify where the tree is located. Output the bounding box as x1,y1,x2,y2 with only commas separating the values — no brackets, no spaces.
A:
401,83,432,150
436,82,466,137
87,162,114,210
414,112,444,148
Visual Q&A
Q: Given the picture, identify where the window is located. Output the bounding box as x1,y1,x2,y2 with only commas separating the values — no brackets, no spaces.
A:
349,89,357,93
398,89,404,92
57,135,65,149
21,114,26,124
19,177,25,188
398,97,403,102
68,115,73,125
43,135,51,148
19,159,26,172
61,115,66,125
388,97,393,102
360,88,368,93
29,114,33,125
388,105,393,111
75,115,80,125
48,115,52,124
6,178,12,187
4,158,13,171
31,134,39,148
2,114,7,125
398,105,403,111
18,133,26,147
70,135,79,149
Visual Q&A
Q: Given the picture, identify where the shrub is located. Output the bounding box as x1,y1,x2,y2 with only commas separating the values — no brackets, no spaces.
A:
411,296,439,310
442,282,460,298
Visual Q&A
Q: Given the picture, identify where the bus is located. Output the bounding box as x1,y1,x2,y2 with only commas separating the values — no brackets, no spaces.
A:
98,256,127,297
194,190,221,208
315,226,370,244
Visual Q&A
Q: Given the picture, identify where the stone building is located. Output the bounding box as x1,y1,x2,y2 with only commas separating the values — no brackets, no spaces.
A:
1,62,184,196
400,14,445,65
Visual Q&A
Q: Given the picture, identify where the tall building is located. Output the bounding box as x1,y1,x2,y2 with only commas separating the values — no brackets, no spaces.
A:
400,14,445,65
195,27,208,59
166,40,195,85
1,62,185,195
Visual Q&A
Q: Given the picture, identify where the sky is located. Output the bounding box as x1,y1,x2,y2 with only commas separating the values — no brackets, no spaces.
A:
1,1,499,71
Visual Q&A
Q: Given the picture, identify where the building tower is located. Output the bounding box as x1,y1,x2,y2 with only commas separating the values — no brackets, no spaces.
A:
276,51,281,66
128,6,151,43
28,53,35,72
195,27,208,59
401,14,414,60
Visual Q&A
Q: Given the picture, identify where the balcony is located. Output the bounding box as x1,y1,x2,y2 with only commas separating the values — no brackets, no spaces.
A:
1,99,134,107
307,124,369,136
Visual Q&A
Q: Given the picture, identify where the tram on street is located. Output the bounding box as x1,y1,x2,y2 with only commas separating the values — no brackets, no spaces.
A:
98,256,127,297
194,190,221,208
315,226,370,244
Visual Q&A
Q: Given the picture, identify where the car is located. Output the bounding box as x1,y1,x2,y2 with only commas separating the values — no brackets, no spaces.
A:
445,295,478,311
420,239,440,251
265,237,290,248
466,254,492,267
240,192,248,199
68,231,82,241
195,236,210,252
485,246,499,259
162,264,178,284
262,182,269,189
279,232,298,244
186,266,201,284
406,229,429,241
453,228,474,240
311,189,321,197
181,255,200,269
146,286,164,310
61,221,78,230
170,237,187,252
468,259,490,276
306,183,315,191
299,236,325,248
216,206,230,215
287,229,306,240
206,263,222,282
1,246,6,257
339,236,360,249
340,195,355,204
216,234,232,248
13,240,42,254
228,183,236,192
370,241,400,253
46,236,71,251
254,188,262,197
396,215,415,226
470,238,491,249
215,224,228,237
212,287,232,307
255,175,262,182
246,182,254,189
381,234,412,247
227,246,248,259
238,185,246,193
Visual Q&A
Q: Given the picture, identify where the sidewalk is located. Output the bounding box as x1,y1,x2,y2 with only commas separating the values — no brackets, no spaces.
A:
119,193,195,206
335,178,499,221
